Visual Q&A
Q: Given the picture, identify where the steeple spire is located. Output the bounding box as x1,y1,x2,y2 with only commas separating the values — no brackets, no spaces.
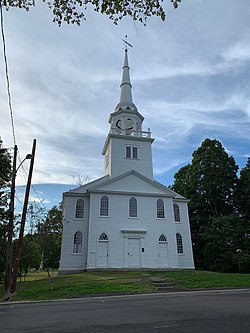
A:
120,49,133,104
115,47,137,112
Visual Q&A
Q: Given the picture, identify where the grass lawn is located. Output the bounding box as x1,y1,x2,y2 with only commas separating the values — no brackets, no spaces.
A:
1,270,250,302
155,270,250,289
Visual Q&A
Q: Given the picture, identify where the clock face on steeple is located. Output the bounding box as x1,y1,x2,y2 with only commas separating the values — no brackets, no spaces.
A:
116,120,122,129
116,118,133,130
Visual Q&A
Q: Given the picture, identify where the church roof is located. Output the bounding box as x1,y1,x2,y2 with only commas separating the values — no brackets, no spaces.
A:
64,170,187,201
63,175,110,195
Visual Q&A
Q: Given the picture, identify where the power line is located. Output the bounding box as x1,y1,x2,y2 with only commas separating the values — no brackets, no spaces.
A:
0,2,17,146
1,5,48,213
18,153,47,210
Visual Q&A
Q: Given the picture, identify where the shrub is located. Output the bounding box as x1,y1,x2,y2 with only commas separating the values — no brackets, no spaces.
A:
238,254,250,273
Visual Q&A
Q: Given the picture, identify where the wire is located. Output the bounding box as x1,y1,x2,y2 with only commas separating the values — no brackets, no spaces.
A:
17,154,48,211
0,4,48,218
31,185,47,211
14,193,23,208
0,2,17,146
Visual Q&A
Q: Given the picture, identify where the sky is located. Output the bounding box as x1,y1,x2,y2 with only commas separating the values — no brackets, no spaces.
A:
1,0,250,209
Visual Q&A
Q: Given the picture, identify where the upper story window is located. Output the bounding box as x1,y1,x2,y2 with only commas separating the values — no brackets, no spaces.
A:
157,199,165,218
100,195,109,216
73,231,82,254
129,197,137,218
176,233,184,254
75,199,84,219
125,146,138,159
173,203,181,222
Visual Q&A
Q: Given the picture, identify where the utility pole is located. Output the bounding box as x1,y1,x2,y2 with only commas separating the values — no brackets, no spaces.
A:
4,145,17,301
11,139,36,294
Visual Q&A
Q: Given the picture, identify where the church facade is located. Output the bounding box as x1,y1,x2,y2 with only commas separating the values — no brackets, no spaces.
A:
59,49,194,272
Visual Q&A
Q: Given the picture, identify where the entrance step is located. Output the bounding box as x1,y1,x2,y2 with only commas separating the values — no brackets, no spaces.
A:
147,276,175,291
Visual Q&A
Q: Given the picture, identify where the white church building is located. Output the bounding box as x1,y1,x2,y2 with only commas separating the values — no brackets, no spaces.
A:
59,49,194,272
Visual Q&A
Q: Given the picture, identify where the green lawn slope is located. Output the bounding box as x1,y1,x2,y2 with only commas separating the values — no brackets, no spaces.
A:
1,270,250,302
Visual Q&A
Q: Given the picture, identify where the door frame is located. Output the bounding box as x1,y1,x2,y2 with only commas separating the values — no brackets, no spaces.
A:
97,234,109,268
127,237,141,268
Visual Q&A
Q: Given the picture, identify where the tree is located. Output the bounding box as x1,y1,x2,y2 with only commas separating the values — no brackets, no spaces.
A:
73,171,89,186
2,0,181,26
13,234,41,278
25,202,47,235
236,158,250,219
201,215,248,272
173,138,239,269
0,139,12,278
35,204,63,270
191,139,238,218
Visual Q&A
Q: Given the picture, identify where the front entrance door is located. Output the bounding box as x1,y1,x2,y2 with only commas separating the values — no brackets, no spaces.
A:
98,241,108,267
159,241,169,267
128,238,140,267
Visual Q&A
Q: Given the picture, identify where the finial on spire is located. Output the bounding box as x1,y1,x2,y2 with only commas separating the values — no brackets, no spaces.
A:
122,35,133,51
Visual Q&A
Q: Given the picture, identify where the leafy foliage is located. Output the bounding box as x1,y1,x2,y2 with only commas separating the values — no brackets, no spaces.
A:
201,215,248,272
35,204,63,269
173,138,249,272
0,140,12,278
2,0,181,26
235,158,250,219
13,234,42,276
190,139,238,218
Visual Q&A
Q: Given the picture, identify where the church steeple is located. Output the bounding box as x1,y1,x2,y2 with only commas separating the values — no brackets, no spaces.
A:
115,48,138,112
103,48,154,180
120,49,133,104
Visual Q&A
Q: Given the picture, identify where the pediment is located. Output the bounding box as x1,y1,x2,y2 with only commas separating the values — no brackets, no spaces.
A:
90,171,183,198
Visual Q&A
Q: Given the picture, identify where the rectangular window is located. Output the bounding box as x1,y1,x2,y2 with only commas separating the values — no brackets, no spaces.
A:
126,146,131,158
132,147,138,159
125,146,138,159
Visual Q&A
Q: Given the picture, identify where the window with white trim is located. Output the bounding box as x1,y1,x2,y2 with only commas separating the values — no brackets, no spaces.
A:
173,203,181,222
100,196,109,216
125,146,138,159
75,199,84,219
157,199,165,218
129,197,137,218
176,233,183,254
73,231,82,253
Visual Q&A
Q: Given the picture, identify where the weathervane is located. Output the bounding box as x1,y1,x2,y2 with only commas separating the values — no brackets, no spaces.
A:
122,35,133,51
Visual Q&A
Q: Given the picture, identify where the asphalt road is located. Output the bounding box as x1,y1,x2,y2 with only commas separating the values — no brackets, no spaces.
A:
0,289,250,333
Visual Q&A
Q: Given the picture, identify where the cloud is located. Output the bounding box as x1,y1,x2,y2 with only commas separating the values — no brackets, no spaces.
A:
223,41,250,62
1,0,250,197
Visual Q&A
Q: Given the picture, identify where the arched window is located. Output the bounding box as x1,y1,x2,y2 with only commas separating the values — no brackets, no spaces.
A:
176,233,183,254
129,197,137,217
75,199,84,219
173,203,180,222
159,234,167,242
73,231,82,253
100,196,109,216
99,233,108,241
157,199,165,218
